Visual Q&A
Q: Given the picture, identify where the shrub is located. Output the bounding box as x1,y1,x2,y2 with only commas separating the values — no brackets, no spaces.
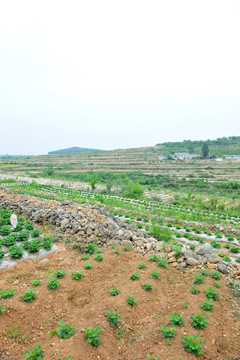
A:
211,240,221,249
57,319,75,338
20,288,36,303
157,258,168,268
130,271,140,280
24,221,34,230
160,325,177,339
27,239,41,253
31,229,42,238
94,254,103,262
190,311,209,330
151,270,160,279
181,334,205,355
84,326,102,347
83,261,93,270
190,244,196,251
82,254,90,260
72,271,83,280
30,279,41,287
107,287,120,296
200,299,214,311
205,286,220,300
230,246,239,253
168,312,184,327
9,245,24,259
223,255,231,262
193,274,205,284
141,281,154,291
42,236,53,250
138,262,147,269
23,344,44,359
47,277,60,290
85,243,95,254
3,234,18,247
54,268,66,278
149,225,172,242
106,310,122,326
0,288,15,299
127,295,137,306
190,285,200,294
210,271,221,280
0,225,12,236
18,230,30,241
136,223,143,229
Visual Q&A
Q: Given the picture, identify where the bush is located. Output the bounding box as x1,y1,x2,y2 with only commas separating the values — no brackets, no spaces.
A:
160,325,176,339
210,271,221,280
31,229,42,238
138,262,147,269
181,334,205,355
24,221,34,230
47,277,60,290
20,288,36,303
210,240,221,249
151,270,160,279
23,344,44,359
127,295,137,306
84,326,102,347
57,319,75,338
30,279,41,287
54,268,66,278
9,245,24,259
200,299,214,311
82,254,90,260
18,230,30,241
106,310,122,326
3,233,18,247
42,236,53,250
107,287,120,296
205,286,220,300
72,271,83,280
94,254,103,262
193,274,205,284
141,281,154,291
85,243,95,254
0,225,12,236
0,288,15,299
149,225,172,242
168,312,184,327
190,311,209,329
130,271,140,280
27,239,41,253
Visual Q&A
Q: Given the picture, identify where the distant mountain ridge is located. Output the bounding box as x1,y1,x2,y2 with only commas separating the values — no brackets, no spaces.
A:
48,147,100,154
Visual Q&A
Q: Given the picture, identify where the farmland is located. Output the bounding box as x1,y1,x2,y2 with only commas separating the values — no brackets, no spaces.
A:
0,138,239,359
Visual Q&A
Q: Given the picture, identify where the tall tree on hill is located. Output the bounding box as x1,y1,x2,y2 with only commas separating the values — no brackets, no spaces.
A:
202,143,209,158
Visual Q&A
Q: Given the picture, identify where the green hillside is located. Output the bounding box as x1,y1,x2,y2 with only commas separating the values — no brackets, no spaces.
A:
48,147,100,154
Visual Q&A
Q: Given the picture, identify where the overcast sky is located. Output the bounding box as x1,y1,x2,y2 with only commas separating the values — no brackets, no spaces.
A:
0,0,239,155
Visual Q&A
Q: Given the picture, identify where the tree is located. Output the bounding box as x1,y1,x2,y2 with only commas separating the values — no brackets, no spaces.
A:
202,143,209,158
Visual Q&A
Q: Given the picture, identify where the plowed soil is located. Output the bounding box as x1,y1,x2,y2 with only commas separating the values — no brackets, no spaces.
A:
0,243,239,360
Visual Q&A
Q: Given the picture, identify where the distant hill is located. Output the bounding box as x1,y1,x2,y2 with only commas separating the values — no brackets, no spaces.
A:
48,147,100,155
156,136,240,157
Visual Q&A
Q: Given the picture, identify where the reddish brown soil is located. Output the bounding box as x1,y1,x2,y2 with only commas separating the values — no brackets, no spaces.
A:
0,243,239,360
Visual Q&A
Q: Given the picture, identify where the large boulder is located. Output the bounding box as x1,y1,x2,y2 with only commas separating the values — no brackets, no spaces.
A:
196,243,214,256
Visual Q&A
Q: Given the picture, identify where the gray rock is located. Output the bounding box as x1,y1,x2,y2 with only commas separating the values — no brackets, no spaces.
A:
207,253,221,264
36,259,49,269
186,258,200,266
182,250,197,259
218,263,229,274
196,243,214,256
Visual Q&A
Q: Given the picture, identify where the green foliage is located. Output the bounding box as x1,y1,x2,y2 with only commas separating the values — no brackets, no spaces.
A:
42,236,53,250
149,254,159,262
182,301,188,308
47,277,60,290
205,286,220,300
31,229,42,238
107,287,120,296
82,254,90,260
9,244,24,259
200,299,214,311
190,311,209,330
30,279,41,287
84,262,93,270
202,143,209,158
193,274,205,284
190,285,200,294
127,295,137,306
0,225,12,236
138,262,147,269
130,270,140,280
56,319,75,338
84,326,102,347
54,268,66,278
168,312,184,327
72,271,83,280
210,271,221,280
157,257,168,268
94,253,103,261
122,245,130,251
106,310,122,326
199,269,209,276
0,305,6,313
151,270,160,279
20,288,36,303
149,225,172,242
24,221,34,230
18,230,30,241
121,180,144,199
181,334,205,355
26,239,41,253
210,240,221,249
3,233,18,247
0,288,15,299
0,248,5,261
23,344,44,359
141,281,154,291
160,325,177,339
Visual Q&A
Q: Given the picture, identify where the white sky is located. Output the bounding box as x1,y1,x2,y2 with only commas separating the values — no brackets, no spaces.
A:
0,0,240,154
